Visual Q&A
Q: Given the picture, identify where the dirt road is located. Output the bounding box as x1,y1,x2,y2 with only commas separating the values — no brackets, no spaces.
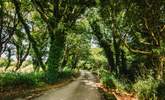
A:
32,70,102,100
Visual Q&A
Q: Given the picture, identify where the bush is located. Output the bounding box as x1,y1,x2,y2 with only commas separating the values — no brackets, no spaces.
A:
133,76,160,99
46,67,75,83
99,69,116,88
0,72,45,88
59,67,74,80
98,69,127,91
156,81,165,100
0,68,75,89
0,58,8,67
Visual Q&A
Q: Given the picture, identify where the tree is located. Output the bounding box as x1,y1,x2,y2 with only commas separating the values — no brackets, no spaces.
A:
90,21,115,72
123,0,165,79
62,32,91,69
13,0,46,71
0,1,17,57
32,0,97,82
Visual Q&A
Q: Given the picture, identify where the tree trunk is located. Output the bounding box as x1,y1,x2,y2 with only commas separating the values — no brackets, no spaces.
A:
100,40,115,72
71,54,79,69
90,22,115,72
15,43,30,71
0,1,3,57
13,0,45,71
61,45,69,68
5,48,11,70
47,29,65,83
120,49,127,75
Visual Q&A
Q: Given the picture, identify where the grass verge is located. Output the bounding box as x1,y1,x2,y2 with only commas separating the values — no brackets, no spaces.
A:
0,69,80,100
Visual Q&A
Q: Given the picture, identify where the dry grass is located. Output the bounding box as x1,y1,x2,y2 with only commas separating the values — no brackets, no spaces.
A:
96,83,138,100
0,64,34,73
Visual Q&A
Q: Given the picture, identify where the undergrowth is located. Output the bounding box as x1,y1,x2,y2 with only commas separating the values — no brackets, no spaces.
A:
133,76,159,100
0,67,75,91
0,72,45,89
98,69,130,91
98,68,165,100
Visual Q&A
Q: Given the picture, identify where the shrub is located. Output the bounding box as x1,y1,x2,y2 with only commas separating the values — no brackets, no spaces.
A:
0,71,45,88
133,76,160,99
59,67,74,80
0,58,8,67
46,67,75,83
98,69,127,91
156,81,165,100
99,69,116,88
0,68,75,89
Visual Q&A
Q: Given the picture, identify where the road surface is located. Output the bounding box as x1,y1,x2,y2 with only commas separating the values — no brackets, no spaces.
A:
33,70,102,100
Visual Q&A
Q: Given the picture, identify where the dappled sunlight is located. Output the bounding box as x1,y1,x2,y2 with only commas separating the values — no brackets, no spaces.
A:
0,0,164,99
82,80,97,88
0,64,34,73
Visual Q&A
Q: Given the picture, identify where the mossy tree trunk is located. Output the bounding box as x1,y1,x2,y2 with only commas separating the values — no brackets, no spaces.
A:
90,21,115,72
32,0,97,83
13,0,46,71
47,28,66,83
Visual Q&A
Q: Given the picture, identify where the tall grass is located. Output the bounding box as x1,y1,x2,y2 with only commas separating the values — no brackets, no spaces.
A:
0,72,45,89
0,67,75,90
98,69,130,91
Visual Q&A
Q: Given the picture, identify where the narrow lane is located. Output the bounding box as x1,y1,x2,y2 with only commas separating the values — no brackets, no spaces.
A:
33,70,102,100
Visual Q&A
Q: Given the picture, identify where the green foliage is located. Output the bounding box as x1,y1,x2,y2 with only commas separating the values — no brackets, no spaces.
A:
99,69,116,88
46,30,65,83
59,67,74,80
46,67,75,83
0,72,45,88
85,48,107,71
90,48,107,63
156,81,165,100
1,0,165,99
98,69,128,91
46,69,59,84
103,92,116,100
133,76,160,99
0,58,8,67
0,69,75,89
63,32,91,70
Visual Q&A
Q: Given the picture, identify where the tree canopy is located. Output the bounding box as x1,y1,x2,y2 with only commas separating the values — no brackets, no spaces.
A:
0,0,165,99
